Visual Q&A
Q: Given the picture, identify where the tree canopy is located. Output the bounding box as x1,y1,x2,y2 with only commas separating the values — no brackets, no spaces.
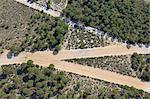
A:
63,0,150,44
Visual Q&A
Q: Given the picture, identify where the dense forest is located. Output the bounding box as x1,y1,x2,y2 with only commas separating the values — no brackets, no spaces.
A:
10,12,68,56
0,61,150,98
63,0,150,44
0,60,69,99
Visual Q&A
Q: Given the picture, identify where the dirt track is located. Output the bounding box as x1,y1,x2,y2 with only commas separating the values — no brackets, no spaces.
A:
0,44,150,92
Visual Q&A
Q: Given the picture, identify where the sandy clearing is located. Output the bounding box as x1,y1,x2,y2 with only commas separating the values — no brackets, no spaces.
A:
0,44,150,92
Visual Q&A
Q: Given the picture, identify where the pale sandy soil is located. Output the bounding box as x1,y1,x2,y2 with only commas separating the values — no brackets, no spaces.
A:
57,43,150,60
145,0,150,3
0,44,150,92
15,0,61,17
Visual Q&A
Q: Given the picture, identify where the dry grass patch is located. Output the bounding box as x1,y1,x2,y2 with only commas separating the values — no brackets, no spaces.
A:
0,0,36,49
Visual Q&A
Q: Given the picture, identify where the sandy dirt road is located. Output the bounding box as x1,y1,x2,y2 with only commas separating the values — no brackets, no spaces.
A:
0,44,150,92
58,44,150,60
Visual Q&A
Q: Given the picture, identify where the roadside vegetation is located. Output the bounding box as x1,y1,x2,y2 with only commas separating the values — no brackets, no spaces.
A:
65,53,150,81
0,48,3,54
0,61,150,98
64,28,110,49
63,0,150,45
11,11,68,56
24,12,68,53
131,53,150,81
65,55,136,77
65,73,150,99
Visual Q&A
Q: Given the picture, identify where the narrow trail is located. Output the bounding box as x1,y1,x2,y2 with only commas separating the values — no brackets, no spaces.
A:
0,44,150,92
